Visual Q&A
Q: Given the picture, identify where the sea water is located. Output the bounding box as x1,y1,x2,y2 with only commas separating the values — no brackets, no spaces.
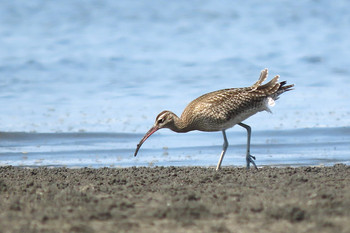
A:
0,0,349,167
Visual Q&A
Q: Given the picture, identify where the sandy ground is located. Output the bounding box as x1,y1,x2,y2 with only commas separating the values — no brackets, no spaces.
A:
0,165,349,233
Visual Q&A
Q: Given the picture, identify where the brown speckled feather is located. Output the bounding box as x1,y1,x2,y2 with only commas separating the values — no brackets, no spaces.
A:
180,69,293,131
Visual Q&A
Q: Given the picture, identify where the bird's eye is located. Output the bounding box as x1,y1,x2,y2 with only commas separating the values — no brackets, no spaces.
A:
157,118,164,124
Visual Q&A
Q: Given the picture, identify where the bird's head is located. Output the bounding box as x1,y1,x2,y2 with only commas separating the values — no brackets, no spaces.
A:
134,110,175,157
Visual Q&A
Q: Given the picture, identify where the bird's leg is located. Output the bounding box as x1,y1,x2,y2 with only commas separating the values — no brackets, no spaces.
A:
216,130,228,171
238,123,257,169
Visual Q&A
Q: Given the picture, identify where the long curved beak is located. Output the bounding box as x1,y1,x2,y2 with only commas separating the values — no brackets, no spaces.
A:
134,125,159,157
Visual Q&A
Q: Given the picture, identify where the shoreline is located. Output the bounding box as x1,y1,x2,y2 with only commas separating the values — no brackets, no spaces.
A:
0,164,349,232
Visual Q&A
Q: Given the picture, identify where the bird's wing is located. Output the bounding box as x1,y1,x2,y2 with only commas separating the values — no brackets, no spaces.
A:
182,88,259,124
250,68,268,90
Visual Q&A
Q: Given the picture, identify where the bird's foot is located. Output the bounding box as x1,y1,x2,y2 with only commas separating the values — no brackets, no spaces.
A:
246,154,257,170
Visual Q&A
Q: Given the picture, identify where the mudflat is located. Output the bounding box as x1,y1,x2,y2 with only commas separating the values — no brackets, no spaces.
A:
0,165,349,233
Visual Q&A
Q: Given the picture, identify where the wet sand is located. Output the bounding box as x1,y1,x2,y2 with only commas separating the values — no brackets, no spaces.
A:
0,165,349,233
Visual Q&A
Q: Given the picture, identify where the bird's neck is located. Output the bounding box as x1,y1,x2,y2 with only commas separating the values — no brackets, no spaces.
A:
169,114,191,133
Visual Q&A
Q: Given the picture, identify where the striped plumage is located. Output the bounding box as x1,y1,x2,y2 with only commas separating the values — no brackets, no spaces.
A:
178,69,293,132
134,68,294,170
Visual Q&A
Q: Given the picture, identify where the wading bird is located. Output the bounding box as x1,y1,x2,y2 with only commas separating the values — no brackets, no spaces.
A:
134,69,294,170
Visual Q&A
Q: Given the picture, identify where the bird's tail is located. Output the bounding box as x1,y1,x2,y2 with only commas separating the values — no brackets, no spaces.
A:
251,69,294,98
276,81,294,96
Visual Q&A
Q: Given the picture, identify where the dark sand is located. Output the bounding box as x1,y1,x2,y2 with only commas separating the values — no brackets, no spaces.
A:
0,165,349,233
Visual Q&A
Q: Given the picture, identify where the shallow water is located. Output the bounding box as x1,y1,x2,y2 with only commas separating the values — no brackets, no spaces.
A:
0,127,349,168
0,0,350,167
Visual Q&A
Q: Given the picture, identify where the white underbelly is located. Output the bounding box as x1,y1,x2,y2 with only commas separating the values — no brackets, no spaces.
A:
221,108,263,129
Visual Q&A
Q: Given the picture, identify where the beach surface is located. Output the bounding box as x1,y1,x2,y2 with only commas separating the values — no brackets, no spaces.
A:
0,165,349,233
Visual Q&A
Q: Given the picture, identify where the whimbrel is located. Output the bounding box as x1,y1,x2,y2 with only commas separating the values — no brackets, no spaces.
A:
134,69,294,170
